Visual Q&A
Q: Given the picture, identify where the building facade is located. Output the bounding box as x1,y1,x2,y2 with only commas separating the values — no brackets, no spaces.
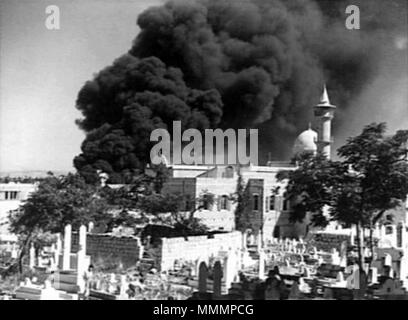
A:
0,183,37,241
158,87,336,243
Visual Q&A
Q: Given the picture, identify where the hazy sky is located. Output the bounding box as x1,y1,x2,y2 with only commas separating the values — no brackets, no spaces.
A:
0,0,161,172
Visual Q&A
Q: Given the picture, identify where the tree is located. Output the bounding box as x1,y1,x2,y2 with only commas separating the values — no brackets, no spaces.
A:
278,123,408,268
234,170,253,233
9,173,111,272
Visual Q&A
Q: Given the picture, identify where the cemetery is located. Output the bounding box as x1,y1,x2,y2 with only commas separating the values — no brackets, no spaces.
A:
1,219,407,300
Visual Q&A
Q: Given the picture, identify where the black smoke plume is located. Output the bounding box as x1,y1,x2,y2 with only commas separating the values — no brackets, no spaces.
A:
74,0,407,182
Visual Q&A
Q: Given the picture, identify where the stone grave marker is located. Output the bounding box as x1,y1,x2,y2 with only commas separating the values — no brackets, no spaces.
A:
213,261,222,298
198,262,208,294
29,244,36,270
63,224,72,270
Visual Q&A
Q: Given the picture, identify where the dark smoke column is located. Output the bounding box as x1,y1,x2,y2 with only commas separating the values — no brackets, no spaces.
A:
74,0,404,182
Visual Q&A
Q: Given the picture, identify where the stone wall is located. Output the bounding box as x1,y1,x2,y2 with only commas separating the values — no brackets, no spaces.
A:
310,231,351,252
71,233,141,268
159,231,243,271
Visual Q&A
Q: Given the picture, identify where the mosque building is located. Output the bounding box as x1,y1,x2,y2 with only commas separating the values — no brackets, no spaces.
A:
159,86,336,244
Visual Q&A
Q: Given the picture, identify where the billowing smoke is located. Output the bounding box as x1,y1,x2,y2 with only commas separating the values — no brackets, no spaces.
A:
74,0,407,182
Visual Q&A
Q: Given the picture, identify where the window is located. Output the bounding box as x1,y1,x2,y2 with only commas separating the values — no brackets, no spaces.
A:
203,195,212,210
283,192,290,211
225,166,234,178
4,191,19,200
253,194,260,211
221,195,228,210
185,195,192,211
273,226,280,238
269,195,275,211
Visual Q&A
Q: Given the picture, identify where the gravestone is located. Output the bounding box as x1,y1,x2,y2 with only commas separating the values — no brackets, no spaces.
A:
384,253,392,267
198,262,208,294
29,244,36,270
288,281,301,300
369,267,378,284
258,251,266,280
120,274,129,297
77,225,87,293
63,224,72,270
337,271,345,283
213,261,222,298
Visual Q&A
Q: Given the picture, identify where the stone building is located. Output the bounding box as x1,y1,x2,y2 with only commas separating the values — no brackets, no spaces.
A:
0,182,37,245
158,87,337,244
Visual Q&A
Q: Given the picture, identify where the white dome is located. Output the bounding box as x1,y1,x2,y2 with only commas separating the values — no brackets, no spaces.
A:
293,128,318,155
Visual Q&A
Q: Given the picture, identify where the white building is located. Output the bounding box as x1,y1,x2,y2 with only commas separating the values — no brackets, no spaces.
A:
0,183,37,244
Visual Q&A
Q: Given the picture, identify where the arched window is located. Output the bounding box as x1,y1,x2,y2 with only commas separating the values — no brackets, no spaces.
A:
253,194,260,211
270,195,275,211
221,195,228,210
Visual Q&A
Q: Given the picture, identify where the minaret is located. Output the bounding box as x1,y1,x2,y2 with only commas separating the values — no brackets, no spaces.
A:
313,85,336,159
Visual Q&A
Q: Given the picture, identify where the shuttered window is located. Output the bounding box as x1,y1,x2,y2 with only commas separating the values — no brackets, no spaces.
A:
253,194,260,211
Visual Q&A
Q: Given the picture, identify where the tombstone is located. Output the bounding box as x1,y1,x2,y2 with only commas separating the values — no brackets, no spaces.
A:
304,267,311,278
331,248,341,265
120,275,127,297
288,281,301,300
11,245,18,259
388,267,394,278
56,233,62,259
249,234,255,246
380,224,387,240
198,262,208,294
336,271,345,283
29,244,36,270
258,251,266,280
242,232,248,250
299,277,309,292
88,221,94,233
350,228,355,246
347,265,360,290
44,280,52,290
108,273,117,294
257,233,262,252
374,223,381,238
24,278,32,286
224,251,238,291
369,267,378,284
213,261,222,298
384,253,392,267
340,256,347,268
323,287,334,299
364,247,371,259
77,225,87,293
63,224,72,270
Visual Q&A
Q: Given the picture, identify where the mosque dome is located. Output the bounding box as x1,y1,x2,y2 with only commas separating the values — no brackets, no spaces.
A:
293,127,318,155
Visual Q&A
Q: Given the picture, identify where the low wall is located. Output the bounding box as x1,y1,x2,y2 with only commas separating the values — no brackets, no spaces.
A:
159,231,243,271
71,233,141,269
310,231,351,252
